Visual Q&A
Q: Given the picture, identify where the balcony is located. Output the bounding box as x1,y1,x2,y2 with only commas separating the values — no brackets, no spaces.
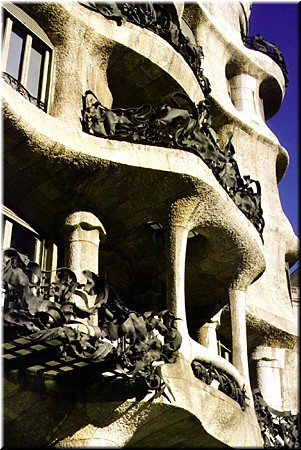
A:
242,34,289,87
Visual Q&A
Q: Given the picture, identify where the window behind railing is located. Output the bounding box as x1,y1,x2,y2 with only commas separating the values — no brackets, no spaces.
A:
1,3,53,111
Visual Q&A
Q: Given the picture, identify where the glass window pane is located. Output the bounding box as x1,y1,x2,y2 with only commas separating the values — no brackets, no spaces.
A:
10,221,37,262
27,42,44,99
3,8,52,110
6,25,25,81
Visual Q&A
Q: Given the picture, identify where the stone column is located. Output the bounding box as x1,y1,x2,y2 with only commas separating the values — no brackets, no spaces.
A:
166,222,190,355
197,312,221,355
59,211,107,325
228,73,263,120
252,346,285,410
229,288,253,404
60,211,106,284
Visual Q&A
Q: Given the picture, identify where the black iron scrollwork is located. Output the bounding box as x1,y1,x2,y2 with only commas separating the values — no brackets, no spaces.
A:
81,1,211,96
2,72,46,110
253,389,299,448
243,34,289,87
82,90,265,238
192,359,248,410
2,248,182,400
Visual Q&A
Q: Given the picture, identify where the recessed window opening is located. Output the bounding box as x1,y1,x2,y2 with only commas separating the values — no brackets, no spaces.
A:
2,4,53,111
2,206,43,264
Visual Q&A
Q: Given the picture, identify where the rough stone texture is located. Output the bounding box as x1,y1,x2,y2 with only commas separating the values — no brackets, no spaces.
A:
281,343,300,414
2,0,299,447
59,210,106,283
161,357,262,447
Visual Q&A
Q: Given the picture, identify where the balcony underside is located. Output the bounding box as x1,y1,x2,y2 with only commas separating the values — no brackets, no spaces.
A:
3,354,262,448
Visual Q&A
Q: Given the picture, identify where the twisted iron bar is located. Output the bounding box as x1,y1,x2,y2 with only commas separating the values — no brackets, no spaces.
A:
2,72,46,110
81,1,211,96
243,34,289,87
82,90,265,238
253,389,299,448
2,248,182,400
192,359,248,410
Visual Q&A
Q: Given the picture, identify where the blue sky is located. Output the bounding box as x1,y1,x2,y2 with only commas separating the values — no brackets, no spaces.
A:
248,2,299,271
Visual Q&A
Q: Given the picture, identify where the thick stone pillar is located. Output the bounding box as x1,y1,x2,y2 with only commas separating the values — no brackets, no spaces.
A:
229,288,253,404
59,211,106,284
252,346,285,410
59,211,106,327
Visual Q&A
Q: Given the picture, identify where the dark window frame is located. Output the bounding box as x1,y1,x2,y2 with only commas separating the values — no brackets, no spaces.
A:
2,206,58,282
2,4,53,111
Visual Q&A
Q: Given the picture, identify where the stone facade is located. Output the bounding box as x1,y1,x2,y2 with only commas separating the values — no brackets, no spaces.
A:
2,1,299,447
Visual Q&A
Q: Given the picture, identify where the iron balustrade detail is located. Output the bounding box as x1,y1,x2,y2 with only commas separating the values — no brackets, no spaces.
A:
2,248,182,400
82,90,265,238
191,359,248,410
2,72,46,111
81,1,211,97
243,34,289,87
253,389,299,448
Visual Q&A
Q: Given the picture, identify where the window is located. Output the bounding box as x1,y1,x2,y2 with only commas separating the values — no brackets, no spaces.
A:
217,339,232,363
2,206,58,281
2,3,53,111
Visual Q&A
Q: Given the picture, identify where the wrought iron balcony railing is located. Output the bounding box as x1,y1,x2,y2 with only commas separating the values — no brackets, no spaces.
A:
2,248,182,400
2,72,46,111
243,34,289,87
253,389,299,448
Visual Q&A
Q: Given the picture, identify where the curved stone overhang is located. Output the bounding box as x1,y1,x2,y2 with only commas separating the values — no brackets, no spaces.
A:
80,2,204,107
246,305,298,345
3,370,263,448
